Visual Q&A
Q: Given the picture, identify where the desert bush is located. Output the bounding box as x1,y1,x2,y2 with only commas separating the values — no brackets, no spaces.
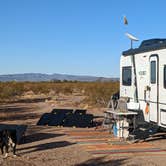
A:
83,82,119,107
0,82,25,99
0,81,119,107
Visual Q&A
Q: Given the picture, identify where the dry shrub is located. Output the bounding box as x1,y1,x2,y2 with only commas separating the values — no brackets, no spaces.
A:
0,81,119,107
83,82,119,107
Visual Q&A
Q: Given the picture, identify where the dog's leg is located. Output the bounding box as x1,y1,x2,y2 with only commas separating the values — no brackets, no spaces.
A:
12,143,17,157
1,145,4,155
3,145,9,159
4,153,8,159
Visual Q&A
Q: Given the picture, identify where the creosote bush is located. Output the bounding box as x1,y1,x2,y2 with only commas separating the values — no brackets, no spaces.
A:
0,81,119,107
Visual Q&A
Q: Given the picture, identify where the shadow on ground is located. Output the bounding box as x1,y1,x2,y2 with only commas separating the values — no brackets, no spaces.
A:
24,132,65,144
141,132,166,142
19,141,75,155
0,105,40,121
131,123,166,143
76,157,128,166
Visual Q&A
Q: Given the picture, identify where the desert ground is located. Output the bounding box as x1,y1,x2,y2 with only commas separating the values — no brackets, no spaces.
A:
0,94,165,166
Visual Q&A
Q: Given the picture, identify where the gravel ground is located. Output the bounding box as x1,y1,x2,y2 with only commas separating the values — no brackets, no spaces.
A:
0,96,165,166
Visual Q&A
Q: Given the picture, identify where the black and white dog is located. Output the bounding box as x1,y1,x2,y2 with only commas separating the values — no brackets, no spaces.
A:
0,129,17,158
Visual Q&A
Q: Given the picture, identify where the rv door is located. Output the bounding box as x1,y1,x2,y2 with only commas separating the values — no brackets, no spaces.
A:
149,55,159,123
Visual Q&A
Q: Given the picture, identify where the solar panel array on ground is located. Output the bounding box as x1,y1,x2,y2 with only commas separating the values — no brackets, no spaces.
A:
37,108,94,128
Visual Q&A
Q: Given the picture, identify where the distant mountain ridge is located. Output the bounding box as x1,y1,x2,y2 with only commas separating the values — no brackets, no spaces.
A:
0,73,119,82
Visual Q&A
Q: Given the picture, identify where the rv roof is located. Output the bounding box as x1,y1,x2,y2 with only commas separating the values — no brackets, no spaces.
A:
122,38,166,56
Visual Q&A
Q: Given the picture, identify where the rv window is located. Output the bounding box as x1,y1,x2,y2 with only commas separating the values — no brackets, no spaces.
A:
150,61,156,84
122,66,132,86
164,66,166,88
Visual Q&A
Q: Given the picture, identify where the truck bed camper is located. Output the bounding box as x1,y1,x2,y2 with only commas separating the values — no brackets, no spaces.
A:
120,38,166,128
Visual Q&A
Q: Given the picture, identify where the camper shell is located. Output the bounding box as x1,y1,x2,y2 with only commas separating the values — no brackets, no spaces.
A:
120,39,166,128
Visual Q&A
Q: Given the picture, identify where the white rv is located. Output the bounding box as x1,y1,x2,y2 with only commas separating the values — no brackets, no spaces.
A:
120,39,166,129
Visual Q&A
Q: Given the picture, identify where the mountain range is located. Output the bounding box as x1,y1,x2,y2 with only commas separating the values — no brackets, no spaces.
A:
0,73,119,82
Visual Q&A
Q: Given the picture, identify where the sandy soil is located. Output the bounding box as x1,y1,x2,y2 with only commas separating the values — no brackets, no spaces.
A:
0,95,165,166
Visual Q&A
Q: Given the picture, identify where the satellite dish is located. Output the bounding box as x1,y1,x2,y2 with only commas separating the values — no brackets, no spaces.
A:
126,33,139,41
125,33,139,48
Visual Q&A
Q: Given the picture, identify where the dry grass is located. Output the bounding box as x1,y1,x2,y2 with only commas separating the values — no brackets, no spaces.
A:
0,81,119,107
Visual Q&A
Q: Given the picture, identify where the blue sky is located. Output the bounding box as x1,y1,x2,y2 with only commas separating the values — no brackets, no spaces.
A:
0,0,166,77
